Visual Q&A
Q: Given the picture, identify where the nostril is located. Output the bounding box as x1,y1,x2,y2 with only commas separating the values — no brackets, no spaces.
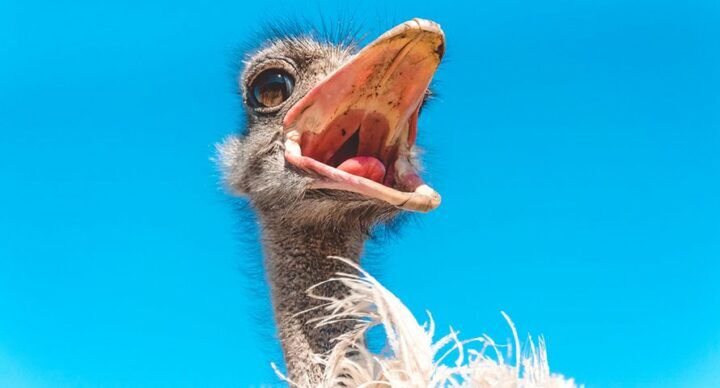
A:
435,43,445,59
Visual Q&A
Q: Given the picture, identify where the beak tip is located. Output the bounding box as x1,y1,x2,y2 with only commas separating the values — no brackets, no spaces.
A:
409,18,444,36
398,19,446,59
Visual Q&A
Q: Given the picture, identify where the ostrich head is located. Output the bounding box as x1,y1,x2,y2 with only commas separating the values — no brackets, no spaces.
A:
220,19,445,230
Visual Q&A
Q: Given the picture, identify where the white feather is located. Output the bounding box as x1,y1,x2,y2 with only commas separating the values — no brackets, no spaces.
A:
273,257,579,387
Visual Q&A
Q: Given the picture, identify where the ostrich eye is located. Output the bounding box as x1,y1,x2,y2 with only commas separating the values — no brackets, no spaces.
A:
249,69,294,108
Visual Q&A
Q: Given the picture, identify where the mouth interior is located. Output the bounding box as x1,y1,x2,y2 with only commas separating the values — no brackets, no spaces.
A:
299,108,412,188
327,127,360,167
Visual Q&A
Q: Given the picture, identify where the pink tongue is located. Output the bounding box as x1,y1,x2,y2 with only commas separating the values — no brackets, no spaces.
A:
337,156,386,183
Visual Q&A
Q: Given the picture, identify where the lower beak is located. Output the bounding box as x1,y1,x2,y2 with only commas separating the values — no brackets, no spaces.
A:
283,19,445,212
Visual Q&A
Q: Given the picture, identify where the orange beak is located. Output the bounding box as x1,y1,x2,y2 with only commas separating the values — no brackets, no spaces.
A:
283,19,445,212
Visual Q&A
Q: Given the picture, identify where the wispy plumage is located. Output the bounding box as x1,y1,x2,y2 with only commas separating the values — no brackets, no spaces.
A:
273,258,578,387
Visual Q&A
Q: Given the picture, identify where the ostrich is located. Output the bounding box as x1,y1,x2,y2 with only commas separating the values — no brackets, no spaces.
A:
218,18,444,384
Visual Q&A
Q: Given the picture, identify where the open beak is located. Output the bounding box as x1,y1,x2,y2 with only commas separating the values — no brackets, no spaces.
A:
283,19,444,212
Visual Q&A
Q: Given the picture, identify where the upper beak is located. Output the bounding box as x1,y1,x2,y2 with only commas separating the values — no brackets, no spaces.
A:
283,19,445,212
284,18,444,145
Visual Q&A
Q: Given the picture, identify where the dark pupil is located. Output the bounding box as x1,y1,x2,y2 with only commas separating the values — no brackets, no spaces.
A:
251,70,293,108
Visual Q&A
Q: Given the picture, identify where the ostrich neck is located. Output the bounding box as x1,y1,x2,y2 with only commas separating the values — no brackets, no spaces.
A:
261,218,367,384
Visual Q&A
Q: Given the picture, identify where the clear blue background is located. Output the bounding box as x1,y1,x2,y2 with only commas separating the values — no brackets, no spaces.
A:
1,1,718,386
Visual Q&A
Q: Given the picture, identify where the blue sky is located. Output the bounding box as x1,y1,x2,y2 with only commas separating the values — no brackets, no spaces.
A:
1,0,718,386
